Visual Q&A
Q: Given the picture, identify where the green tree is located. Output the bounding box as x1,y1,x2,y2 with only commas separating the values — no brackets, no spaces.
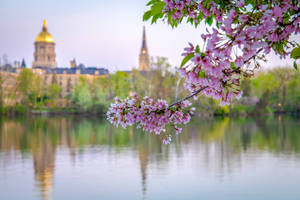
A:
47,84,61,107
270,67,295,111
110,71,131,99
72,76,93,111
30,75,43,107
148,57,185,102
17,68,35,106
240,78,252,97
92,77,110,108
129,69,149,97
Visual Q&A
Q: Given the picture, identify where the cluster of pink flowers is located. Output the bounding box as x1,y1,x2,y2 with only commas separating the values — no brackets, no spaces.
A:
107,0,299,143
164,0,299,105
163,0,223,23
107,93,194,138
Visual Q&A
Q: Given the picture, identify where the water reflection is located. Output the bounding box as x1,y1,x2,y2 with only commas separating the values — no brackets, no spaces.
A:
0,116,299,200
33,136,55,200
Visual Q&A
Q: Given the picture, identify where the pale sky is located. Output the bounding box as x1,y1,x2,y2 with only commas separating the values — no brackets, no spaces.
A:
0,0,296,71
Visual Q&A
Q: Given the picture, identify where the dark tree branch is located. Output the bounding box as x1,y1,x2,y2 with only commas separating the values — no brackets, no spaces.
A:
231,47,264,73
169,86,208,108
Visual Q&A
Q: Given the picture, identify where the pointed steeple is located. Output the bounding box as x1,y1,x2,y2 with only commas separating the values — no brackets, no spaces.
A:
142,26,147,49
21,58,26,68
138,149,149,200
139,26,150,71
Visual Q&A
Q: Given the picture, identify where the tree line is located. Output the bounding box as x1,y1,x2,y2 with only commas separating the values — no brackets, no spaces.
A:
0,57,299,116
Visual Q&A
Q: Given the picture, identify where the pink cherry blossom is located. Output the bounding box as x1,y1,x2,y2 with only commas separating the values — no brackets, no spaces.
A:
108,0,300,143
107,93,193,135
236,0,245,8
192,53,202,65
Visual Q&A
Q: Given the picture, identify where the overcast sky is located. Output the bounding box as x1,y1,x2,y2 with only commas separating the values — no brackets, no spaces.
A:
0,0,297,71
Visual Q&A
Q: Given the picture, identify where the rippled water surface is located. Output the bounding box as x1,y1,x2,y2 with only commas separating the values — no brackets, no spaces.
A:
0,116,300,200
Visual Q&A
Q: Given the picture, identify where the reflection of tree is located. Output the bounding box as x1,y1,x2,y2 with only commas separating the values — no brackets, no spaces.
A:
240,118,258,150
250,115,300,153
255,117,272,139
197,117,241,179
1,115,299,156
198,117,229,142
1,116,300,199
280,115,286,150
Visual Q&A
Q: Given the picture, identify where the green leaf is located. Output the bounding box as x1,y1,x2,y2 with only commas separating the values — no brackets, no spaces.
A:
199,71,206,78
203,0,213,9
294,61,298,70
143,10,152,21
205,16,213,26
151,14,159,24
216,21,220,29
195,45,200,53
151,1,165,15
180,53,194,68
146,0,157,6
230,62,237,69
291,47,300,59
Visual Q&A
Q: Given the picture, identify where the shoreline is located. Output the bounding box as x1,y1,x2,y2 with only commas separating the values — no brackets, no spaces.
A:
1,109,299,119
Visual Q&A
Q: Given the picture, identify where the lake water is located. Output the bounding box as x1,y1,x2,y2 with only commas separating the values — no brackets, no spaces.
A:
0,116,300,200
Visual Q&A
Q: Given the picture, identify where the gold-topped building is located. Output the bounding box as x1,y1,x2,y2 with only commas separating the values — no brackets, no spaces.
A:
138,26,150,71
32,20,57,68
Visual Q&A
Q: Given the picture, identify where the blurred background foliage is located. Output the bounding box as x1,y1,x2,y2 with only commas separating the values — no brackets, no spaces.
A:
0,115,299,155
1,57,300,116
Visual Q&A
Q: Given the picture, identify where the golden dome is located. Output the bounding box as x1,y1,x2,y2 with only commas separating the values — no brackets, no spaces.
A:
35,20,54,43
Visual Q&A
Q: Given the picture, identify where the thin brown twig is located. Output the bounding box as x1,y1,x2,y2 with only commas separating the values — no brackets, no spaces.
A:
231,47,264,73
169,86,208,108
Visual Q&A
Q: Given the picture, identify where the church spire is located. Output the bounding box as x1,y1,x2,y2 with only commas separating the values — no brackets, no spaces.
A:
142,26,147,49
139,26,150,71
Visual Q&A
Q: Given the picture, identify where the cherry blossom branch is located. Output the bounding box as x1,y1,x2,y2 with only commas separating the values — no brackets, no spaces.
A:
107,0,300,144
169,86,208,108
231,48,264,74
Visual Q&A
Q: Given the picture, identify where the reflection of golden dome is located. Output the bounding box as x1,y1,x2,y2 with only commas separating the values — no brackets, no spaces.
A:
35,20,54,43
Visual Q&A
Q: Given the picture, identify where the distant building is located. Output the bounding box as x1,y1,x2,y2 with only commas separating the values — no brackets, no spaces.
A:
70,58,77,68
0,21,156,103
13,61,20,68
138,26,150,71
0,19,109,103
32,20,57,68
29,20,109,97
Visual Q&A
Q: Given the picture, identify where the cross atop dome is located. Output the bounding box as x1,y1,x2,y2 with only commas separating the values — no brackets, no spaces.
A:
42,19,47,31
35,19,54,43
